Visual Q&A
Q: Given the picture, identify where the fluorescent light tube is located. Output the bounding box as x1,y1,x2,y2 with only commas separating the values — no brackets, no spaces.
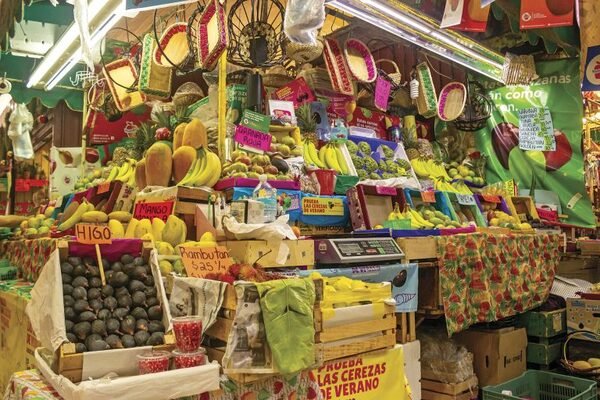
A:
328,0,504,82
45,13,122,90
27,0,124,88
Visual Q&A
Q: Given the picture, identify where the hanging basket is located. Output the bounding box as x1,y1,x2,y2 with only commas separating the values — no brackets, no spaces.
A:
227,0,285,68
196,0,227,71
138,33,173,100
453,81,492,131
437,82,466,122
560,331,600,380
285,39,323,64
323,38,354,96
154,22,191,69
103,58,146,112
415,62,437,118
344,38,377,83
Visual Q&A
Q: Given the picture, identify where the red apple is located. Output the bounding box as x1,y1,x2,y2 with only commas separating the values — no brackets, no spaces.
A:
492,122,519,169
543,129,572,171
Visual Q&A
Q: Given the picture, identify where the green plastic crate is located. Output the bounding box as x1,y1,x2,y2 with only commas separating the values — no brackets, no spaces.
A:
527,342,563,365
483,370,597,400
519,309,567,338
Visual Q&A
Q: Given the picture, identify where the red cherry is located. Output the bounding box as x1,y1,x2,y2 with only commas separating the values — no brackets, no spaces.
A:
543,129,572,171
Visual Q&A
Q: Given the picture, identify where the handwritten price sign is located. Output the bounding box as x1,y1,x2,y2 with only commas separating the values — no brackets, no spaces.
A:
234,125,272,152
76,223,112,245
421,191,436,203
179,246,234,278
133,201,174,222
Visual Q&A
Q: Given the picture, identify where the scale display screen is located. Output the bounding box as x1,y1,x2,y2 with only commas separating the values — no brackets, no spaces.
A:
335,240,401,257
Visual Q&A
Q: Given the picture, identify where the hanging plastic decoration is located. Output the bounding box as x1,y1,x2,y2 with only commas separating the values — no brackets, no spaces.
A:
283,0,325,45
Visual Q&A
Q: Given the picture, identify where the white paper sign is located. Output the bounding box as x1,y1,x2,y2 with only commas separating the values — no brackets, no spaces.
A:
518,107,556,151
441,0,465,28
457,194,476,205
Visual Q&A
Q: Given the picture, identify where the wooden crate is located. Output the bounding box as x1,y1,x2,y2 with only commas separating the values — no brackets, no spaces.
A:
219,239,315,268
396,236,438,262
134,186,218,240
422,375,478,400
397,312,417,344
56,240,174,382
313,279,396,363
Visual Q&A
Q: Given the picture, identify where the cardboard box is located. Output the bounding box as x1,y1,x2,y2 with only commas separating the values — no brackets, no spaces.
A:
454,328,526,386
567,298,600,341
218,239,314,268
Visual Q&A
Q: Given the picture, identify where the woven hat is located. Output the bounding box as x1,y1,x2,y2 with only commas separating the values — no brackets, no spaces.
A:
262,65,292,88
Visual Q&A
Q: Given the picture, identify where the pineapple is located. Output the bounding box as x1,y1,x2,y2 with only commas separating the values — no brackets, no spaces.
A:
296,104,318,143
403,133,420,160
134,121,157,156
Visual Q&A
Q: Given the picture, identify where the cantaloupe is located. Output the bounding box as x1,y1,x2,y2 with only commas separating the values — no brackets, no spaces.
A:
182,118,207,149
172,145,196,183
173,122,187,150
145,142,172,187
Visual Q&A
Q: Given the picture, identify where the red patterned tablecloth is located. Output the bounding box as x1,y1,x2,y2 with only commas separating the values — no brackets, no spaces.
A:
0,239,57,282
437,232,559,335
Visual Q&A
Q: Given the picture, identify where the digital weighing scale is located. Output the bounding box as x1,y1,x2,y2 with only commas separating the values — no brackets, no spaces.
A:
313,237,405,266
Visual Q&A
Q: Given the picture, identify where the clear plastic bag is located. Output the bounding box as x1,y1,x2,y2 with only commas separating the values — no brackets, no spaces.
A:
419,329,475,384
284,0,325,45
8,103,34,160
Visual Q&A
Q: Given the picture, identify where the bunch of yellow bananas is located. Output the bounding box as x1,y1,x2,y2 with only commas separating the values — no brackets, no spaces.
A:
405,206,435,229
105,158,137,186
410,157,450,180
304,141,352,175
177,149,222,188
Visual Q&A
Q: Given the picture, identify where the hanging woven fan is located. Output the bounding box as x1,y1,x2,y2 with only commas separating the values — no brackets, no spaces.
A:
227,0,286,68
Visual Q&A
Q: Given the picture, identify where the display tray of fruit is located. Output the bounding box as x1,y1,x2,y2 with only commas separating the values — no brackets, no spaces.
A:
477,195,533,232
218,150,297,188
346,135,420,188
446,159,486,187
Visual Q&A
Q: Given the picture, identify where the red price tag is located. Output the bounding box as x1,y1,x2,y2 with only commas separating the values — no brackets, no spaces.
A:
374,77,392,111
133,201,175,222
97,182,111,194
421,191,436,203
482,194,501,203
76,223,112,245
179,246,234,278
375,186,397,196
234,125,272,152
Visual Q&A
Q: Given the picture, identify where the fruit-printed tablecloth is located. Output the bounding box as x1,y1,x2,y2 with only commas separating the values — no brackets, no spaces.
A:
437,232,558,335
4,370,61,400
0,239,58,282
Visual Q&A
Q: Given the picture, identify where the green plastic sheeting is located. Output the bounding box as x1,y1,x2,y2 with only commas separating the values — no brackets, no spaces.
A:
256,278,316,375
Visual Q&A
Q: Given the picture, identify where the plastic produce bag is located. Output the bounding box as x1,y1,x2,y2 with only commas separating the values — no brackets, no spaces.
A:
284,0,325,45
7,103,34,160
419,328,475,384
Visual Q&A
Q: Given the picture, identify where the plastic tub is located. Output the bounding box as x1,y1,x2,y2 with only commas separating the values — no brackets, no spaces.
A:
137,351,171,374
172,316,203,352
173,348,207,369
482,370,597,400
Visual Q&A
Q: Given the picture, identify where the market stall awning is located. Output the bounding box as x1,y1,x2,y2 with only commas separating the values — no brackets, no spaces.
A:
0,54,83,111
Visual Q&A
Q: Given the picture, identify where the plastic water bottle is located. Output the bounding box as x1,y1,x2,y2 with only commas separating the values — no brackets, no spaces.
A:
253,175,278,223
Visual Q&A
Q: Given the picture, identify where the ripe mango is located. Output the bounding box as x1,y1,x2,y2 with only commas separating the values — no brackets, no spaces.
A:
134,218,153,238
172,145,197,183
135,159,147,189
108,219,125,239
468,0,489,22
182,118,207,149
162,215,187,246
173,122,188,150
152,218,165,242
145,142,172,187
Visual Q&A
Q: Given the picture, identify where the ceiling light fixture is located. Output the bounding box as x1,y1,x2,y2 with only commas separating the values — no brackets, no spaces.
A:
328,0,504,82
27,0,124,89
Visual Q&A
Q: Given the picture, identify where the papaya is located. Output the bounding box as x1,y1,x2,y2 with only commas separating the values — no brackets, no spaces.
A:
182,118,207,149
145,142,172,187
173,122,188,150
172,145,197,183
135,159,147,189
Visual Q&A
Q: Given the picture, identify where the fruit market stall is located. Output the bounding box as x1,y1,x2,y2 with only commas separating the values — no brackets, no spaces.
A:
1,0,600,398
